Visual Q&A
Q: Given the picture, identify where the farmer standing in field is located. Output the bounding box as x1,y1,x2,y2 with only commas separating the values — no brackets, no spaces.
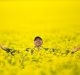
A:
0,36,80,55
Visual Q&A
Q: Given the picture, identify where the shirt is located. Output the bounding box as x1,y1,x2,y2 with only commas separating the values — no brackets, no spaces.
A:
1,46,74,56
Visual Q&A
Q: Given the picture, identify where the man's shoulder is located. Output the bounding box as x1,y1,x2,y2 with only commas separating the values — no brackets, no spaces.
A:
25,47,49,51
26,48,32,51
26,47,57,52
43,48,56,52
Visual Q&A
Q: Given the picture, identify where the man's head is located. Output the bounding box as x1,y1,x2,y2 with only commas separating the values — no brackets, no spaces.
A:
34,36,43,48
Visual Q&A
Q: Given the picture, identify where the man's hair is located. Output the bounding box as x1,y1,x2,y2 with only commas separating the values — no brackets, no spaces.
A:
34,36,42,41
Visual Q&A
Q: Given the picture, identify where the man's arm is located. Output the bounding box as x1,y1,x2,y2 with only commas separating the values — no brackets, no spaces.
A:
0,44,11,52
0,44,16,55
65,45,80,55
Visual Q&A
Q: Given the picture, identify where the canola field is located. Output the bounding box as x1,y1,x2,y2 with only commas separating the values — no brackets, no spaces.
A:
0,1,80,75
1,30,80,75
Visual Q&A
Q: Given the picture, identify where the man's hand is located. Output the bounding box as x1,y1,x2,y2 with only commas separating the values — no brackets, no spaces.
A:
72,45,80,53
0,44,7,50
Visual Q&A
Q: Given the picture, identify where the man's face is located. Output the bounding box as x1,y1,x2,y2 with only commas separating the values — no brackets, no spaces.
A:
34,39,43,47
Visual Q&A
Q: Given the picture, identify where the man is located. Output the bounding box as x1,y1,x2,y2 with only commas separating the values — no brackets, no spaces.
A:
26,36,56,55
0,36,80,55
